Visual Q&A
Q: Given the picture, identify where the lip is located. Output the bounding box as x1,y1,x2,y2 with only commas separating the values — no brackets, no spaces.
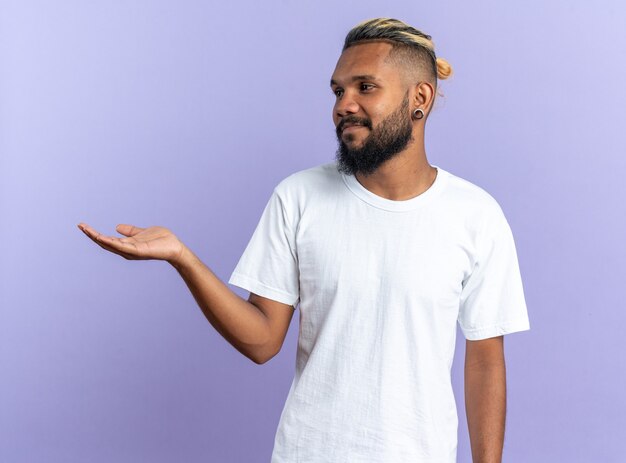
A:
342,124,367,133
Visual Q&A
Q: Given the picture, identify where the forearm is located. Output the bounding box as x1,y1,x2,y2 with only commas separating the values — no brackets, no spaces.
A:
169,244,273,364
464,362,506,463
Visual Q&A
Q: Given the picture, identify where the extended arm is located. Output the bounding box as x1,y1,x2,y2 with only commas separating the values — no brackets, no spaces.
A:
464,335,506,463
78,223,294,364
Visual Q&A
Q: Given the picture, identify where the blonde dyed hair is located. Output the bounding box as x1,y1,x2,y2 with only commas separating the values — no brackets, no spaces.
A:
343,18,453,94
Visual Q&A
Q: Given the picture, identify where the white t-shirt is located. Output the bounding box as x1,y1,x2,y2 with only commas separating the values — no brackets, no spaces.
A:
228,161,530,463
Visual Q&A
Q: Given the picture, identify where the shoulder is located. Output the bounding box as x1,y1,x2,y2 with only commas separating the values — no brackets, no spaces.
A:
275,161,340,191
272,161,342,204
438,166,507,227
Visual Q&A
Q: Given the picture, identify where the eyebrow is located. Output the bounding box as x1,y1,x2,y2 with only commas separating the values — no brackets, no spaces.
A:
330,74,379,87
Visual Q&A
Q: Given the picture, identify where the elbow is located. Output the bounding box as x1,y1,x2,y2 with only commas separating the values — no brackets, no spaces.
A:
249,344,279,365
250,353,268,365
249,354,272,365
251,356,268,365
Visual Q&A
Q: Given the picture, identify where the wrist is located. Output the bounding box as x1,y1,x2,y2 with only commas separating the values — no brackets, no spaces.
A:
168,242,194,270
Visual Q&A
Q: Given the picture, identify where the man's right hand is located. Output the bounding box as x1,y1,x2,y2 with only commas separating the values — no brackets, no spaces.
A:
77,221,288,364
77,222,186,266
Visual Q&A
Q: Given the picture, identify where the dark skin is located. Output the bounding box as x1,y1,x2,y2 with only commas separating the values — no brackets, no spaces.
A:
465,335,506,463
78,39,507,462
331,41,506,463
331,41,437,200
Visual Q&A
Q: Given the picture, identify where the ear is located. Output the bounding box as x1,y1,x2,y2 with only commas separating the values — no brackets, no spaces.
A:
412,81,435,114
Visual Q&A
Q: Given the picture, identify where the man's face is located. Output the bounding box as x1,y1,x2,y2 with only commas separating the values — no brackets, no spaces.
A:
330,41,414,176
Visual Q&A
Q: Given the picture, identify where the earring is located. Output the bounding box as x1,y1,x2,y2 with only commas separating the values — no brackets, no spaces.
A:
412,108,424,120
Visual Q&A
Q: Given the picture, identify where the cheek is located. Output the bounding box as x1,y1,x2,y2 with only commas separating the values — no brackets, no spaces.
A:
374,100,393,115
331,104,340,124
365,101,389,123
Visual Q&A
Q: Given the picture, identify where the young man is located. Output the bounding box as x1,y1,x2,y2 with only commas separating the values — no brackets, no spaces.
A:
79,18,530,463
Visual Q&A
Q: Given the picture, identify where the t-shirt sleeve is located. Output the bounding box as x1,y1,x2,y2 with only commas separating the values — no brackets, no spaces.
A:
228,187,300,308
458,205,530,340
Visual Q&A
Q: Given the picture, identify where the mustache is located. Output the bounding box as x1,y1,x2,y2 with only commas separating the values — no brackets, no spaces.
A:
336,116,373,135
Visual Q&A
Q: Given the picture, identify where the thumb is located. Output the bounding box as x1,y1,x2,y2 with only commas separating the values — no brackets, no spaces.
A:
116,224,145,236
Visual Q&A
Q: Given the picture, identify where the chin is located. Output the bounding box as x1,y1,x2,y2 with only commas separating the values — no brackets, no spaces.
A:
343,134,367,147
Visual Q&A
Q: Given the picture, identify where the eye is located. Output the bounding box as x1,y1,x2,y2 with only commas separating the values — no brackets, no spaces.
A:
333,88,344,98
360,83,375,92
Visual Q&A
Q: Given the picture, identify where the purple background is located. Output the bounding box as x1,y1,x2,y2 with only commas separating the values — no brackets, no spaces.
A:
1,1,625,461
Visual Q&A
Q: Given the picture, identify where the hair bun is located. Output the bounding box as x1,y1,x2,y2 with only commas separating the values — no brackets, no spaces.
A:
436,57,453,80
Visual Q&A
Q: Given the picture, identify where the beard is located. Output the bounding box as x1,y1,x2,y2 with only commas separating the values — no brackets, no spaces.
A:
335,92,414,177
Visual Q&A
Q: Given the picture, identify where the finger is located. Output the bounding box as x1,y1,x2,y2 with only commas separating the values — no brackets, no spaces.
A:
98,235,150,260
115,224,145,237
95,240,134,259
78,226,138,259
82,231,136,259
79,225,98,240
96,234,139,253
78,223,101,238
81,226,114,245
80,225,122,246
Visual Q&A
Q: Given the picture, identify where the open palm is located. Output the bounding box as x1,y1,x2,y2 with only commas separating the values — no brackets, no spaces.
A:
78,222,184,264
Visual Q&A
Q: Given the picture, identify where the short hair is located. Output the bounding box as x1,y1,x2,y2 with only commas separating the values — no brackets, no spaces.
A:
342,18,453,94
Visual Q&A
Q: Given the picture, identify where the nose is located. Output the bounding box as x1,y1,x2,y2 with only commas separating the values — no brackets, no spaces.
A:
334,92,360,119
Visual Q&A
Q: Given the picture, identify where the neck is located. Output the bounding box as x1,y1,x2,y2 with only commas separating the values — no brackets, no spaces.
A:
354,134,436,201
